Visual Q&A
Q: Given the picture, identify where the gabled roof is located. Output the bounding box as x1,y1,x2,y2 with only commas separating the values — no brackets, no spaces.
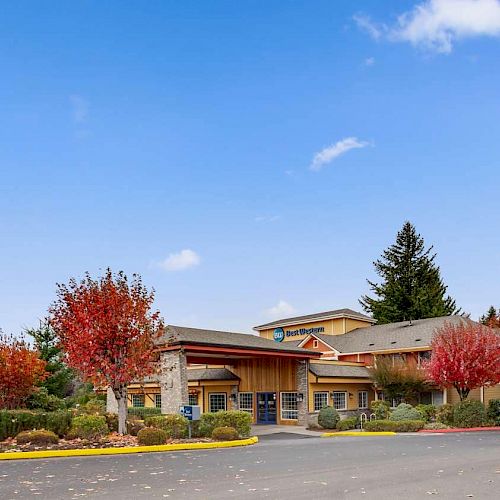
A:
298,333,341,352
328,315,470,354
187,368,239,382
158,325,318,356
253,308,375,331
309,363,371,379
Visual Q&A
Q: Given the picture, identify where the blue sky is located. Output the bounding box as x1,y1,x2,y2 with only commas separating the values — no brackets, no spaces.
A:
1,1,500,335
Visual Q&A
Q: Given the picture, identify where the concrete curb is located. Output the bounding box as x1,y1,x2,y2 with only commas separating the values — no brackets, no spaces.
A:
321,431,396,437
419,427,500,434
0,436,259,461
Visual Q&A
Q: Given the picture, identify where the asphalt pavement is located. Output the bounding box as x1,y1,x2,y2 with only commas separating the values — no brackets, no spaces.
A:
0,432,499,499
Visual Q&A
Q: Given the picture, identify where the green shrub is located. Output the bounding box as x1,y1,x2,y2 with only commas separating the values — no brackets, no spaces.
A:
78,398,106,416
436,404,454,425
318,406,340,429
415,404,437,422
16,429,59,445
198,411,252,438
144,415,188,439
364,419,425,432
126,419,145,436
486,399,500,426
336,416,358,431
423,422,449,430
453,400,487,428
212,426,239,441
127,407,161,419
389,403,422,421
370,400,390,420
27,388,66,412
137,427,168,446
69,415,109,440
0,410,72,440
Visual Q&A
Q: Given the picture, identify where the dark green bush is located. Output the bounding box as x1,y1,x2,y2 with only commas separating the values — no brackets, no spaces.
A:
336,416,358,431
0,410,72,440
69,415,109,440
370,400,390,420
453,400,487,428
486,399,500,426
16,429,59,445
364,419,425,432
212,426,239,441
27,388,66,412
78,398,106,416
415,404,437,422
144,415,188,438
436,404,454,425
127,407,161,418
318,406,340,429
198,411,252,438
389,403,422,421
137,427,168,446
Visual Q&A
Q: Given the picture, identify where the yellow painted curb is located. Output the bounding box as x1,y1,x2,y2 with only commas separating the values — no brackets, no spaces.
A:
0,436,258,461
321,431,396,437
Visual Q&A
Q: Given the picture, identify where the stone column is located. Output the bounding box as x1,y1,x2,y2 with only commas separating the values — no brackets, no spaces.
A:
296,359,309,426
159,349,188,414
106,387,118,414
230,385,239,411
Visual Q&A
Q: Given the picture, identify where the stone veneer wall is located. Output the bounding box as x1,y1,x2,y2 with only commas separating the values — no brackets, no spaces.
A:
160,349,189,414
296,359,309,425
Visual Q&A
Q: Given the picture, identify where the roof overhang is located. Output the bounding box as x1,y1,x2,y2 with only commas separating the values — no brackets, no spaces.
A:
338,346,431,356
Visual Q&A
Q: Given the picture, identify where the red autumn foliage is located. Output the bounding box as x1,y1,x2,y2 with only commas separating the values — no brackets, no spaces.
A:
50,269,164,433
425,320,500,401
0,334,47,409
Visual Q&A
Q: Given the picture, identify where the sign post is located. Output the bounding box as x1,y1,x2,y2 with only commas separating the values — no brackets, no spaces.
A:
180,405,201,439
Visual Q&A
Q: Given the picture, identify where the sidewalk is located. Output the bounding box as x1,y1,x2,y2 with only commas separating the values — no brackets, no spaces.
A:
251,425,320,437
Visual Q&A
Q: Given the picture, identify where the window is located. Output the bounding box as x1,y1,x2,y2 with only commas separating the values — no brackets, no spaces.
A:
332,392,347,411
390,396,403,409
239,392,253,414
431,391,444,406
417,351,431,368
154,394,161,409
209,393,227,412
189,393,198,406
312,339,319,348
280,392,298,420
358,391,368,409
132,394,145,408
314,392,329,411
391,354,406,366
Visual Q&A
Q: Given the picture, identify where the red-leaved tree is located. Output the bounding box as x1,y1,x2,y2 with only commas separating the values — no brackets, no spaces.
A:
50,270,164,433
425,321,500,401
0,334,47,409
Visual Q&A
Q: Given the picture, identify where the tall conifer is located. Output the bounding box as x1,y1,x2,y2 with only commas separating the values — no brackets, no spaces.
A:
360,221,459,324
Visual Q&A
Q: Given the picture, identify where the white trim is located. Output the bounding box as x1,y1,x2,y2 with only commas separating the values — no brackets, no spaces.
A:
332,391,348,411
358,390,368,409
297,333,341,355
253,313,375,331
208,392,227,412
312,339,319,348
280,391,299,420
238,392,254,414
313,391,329,412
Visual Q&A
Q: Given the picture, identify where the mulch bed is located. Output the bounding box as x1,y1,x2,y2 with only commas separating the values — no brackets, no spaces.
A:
0,433,214,453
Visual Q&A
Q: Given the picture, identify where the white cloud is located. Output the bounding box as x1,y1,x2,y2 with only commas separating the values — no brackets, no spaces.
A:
69,94,89,123
356,1,500,54
156,249,201,271
265,300,296,318
365,56,376,66
310,137,370,171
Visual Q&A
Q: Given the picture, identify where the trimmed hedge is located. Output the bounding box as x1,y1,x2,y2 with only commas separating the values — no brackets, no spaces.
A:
198,411,252,438
145,415,188,439
453,400,487,428
127,407,161,418
364,419,425,432
212,426,239,441
0,410,73,440
389,403,422,421
137,427,168,446
336,416,358,431
415,404,437,422
487,399,500,426
423,422,449,430
69,415,109,440
16,429,59,445
318,406,340,429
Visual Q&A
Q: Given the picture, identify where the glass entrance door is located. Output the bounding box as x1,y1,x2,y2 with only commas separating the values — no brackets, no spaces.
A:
257,392,277,424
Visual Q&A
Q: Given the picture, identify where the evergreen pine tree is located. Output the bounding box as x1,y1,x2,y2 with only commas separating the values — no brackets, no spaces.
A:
480,306,500,327
360,221,459,324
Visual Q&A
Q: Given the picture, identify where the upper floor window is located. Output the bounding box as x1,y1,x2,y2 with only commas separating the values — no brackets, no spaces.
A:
417,351,431,367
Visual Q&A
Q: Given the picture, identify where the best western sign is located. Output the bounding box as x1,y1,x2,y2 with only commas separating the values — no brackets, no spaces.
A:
273,326,325,342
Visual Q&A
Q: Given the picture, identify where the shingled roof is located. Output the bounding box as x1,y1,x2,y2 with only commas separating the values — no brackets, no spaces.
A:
326,315,470,354
253,308,375,331
309,363,371,379
158,325,318,356
187,368,239,381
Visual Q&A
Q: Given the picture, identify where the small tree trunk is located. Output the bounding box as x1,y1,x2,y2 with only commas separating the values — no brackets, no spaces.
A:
455,385,470,401
113,386,128,434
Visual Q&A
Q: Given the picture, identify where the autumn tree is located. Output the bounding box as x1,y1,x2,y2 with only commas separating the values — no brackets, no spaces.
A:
0,333,47,409
360,221,459,324
480,306,500,328
425,321,500,401
50,270,164,434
